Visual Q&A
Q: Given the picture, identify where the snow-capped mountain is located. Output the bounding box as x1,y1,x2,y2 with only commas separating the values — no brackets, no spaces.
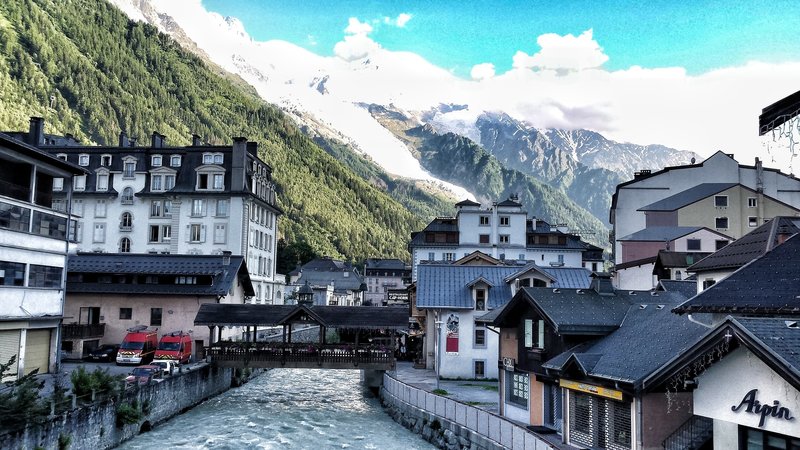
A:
108,0,699,227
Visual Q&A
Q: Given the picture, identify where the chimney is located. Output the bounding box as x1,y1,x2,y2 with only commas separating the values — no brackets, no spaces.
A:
151,132,165,148
591,272,614,296
129,137,137,147
231,137,247,191
192,134,202,146
119,131,129,148
246,141,258,156
222,250,232,266
28,117,45,147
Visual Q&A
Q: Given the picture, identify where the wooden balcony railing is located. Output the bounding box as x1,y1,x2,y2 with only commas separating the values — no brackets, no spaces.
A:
206,342,395,369
62,323,106,339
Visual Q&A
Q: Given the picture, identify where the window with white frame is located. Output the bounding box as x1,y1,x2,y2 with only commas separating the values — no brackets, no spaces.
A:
151,155,162,167
474,324,486,348
123,161,136,178
78,154,89,166
170,155,181,167
71,199,83,216
715,217,729,229
500,216,510,226
714,195,728,207
213,154,223,164
121,187,134,204
213,173,224,189
120,212,133,230
74,175,86,191
428,252,435,261
101,155,112,166
119,237,131,253
189,224,203,243
215,199,229,217
165,175,175,190
748,216,758,227
499,234,510,244
686,239,701,251
474,360,486,378
479,215,490,226
444,252,455,261
151,174,163,191
53,178,63,191
507,372,529,408
96,173,109,191
56,153,67,161
149,224,171,243
93,223,105,243
150,200,171,218
748,197,757,208
191,199,205,216
475,288,486,310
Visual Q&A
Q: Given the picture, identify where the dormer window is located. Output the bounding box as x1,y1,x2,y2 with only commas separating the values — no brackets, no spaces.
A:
96,173,109,191
151,175,163,191
151,155,162,167
74,175,86,191
100,155,112,166
202,153,224,165
123,161,136,178
475,289,486,311
78,154,90,166
53,178,63,191
56,153,68,161
170,155,181,167
196,169,225,191
213,173,224,189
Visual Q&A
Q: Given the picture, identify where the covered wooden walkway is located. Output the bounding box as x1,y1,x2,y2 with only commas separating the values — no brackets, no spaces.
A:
194,304,410,370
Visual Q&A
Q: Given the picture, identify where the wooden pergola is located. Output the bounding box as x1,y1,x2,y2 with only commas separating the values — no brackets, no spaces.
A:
195,304,410,370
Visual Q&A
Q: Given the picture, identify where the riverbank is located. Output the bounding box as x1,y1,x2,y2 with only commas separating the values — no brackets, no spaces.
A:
0,363,237,450
383,362,565,450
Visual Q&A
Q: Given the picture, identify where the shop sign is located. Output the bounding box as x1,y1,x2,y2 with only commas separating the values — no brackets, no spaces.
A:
731,389,795,428
502,357,515,370
387,290,409,302
560,379,623,401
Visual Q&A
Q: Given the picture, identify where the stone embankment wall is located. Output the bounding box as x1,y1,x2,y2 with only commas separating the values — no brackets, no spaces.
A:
381,374,553,450
0,363,232,450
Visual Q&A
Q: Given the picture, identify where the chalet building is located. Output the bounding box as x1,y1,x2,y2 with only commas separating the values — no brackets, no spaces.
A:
687,216,800,294
363,258,410,306
610,151,800,269
490,274,705,449
614,226,731,290
416,253,591,380
5,118,283,305
409,196,596,281
62,252,254,360
290,257,366,306
0,129,86,380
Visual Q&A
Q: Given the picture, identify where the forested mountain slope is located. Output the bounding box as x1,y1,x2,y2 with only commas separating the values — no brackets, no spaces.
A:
0,0,433,260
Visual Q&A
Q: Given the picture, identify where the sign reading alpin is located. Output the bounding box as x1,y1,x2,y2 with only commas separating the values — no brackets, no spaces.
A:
731,389,795,427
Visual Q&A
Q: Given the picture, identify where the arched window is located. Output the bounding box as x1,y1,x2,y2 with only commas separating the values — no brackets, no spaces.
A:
119,237,131,253
121,187,134,204
120,212,133,229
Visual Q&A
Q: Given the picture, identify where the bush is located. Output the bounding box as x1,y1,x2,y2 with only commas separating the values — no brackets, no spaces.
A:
0,354,48,431
116,401,143,427
70,366,123,401
432,388,449,395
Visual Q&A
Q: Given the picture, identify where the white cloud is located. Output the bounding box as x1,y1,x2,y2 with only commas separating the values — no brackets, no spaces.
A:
513,29,609,71
396,13,412,27
344,17,372,35
470,63,495,80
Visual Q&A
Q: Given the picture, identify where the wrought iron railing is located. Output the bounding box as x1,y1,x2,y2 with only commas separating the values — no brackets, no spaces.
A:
663,415,713,450
62,323,106,339
206,342,394,367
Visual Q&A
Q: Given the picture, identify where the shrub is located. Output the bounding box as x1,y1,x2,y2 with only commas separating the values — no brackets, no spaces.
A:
116,401,143,427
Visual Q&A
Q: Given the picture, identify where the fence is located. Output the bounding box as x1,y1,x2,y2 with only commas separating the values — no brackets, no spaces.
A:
382,373,554,450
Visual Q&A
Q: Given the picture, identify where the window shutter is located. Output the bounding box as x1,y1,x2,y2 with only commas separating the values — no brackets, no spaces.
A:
201,225,206,242
185,225,190,243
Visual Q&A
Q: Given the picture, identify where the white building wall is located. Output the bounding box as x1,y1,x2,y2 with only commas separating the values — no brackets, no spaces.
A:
614,264,656,291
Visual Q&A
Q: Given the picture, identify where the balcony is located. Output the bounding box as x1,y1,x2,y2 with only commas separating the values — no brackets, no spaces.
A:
62,323,106,340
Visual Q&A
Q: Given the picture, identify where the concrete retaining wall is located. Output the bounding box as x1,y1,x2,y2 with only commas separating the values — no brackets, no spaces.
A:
0,364,232,450
381,373,553,450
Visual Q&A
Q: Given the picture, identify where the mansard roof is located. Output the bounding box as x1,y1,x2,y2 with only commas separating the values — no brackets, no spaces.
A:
66,253,254,296
0,132,87,175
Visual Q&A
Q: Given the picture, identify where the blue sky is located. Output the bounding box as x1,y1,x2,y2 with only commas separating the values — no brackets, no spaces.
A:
203,0,800,77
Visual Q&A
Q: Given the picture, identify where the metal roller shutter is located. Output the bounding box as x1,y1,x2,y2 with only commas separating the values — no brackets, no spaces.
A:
0,330,21,381
23,329,51,376
568,391,631,450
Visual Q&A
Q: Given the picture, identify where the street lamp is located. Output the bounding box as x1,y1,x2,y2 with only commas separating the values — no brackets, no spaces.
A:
435,314,443,390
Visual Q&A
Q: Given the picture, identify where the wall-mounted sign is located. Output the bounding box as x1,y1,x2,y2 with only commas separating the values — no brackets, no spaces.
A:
502,357,515,370
731,389,795,428
387,290,409,302
560,379,623,401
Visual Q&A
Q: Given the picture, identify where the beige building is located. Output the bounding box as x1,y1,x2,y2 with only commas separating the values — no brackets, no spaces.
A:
62,253,254,360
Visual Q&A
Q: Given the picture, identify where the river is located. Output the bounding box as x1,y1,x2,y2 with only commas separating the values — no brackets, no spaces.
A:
117,368,435,449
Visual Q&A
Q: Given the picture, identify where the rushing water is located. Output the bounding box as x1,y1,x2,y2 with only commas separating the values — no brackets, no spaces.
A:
117,369,434,450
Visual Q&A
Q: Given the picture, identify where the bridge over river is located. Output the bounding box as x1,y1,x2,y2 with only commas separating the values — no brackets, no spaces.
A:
195,303,410,371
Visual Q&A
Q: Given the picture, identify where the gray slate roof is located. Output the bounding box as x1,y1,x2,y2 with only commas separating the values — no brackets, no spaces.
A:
518,287,641,334
504,263,592,289
194,303,409,329
67,253,254,296
543,297,705,385
689,216,800,272
618,226,707,242
675,233,800,314
296,257,364,291
657,280,698,299
735,317,800,375
638,183,738,211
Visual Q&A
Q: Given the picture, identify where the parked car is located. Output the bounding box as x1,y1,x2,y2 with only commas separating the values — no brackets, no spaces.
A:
152,360,178,377
125,365,162,385
87,344,119,362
